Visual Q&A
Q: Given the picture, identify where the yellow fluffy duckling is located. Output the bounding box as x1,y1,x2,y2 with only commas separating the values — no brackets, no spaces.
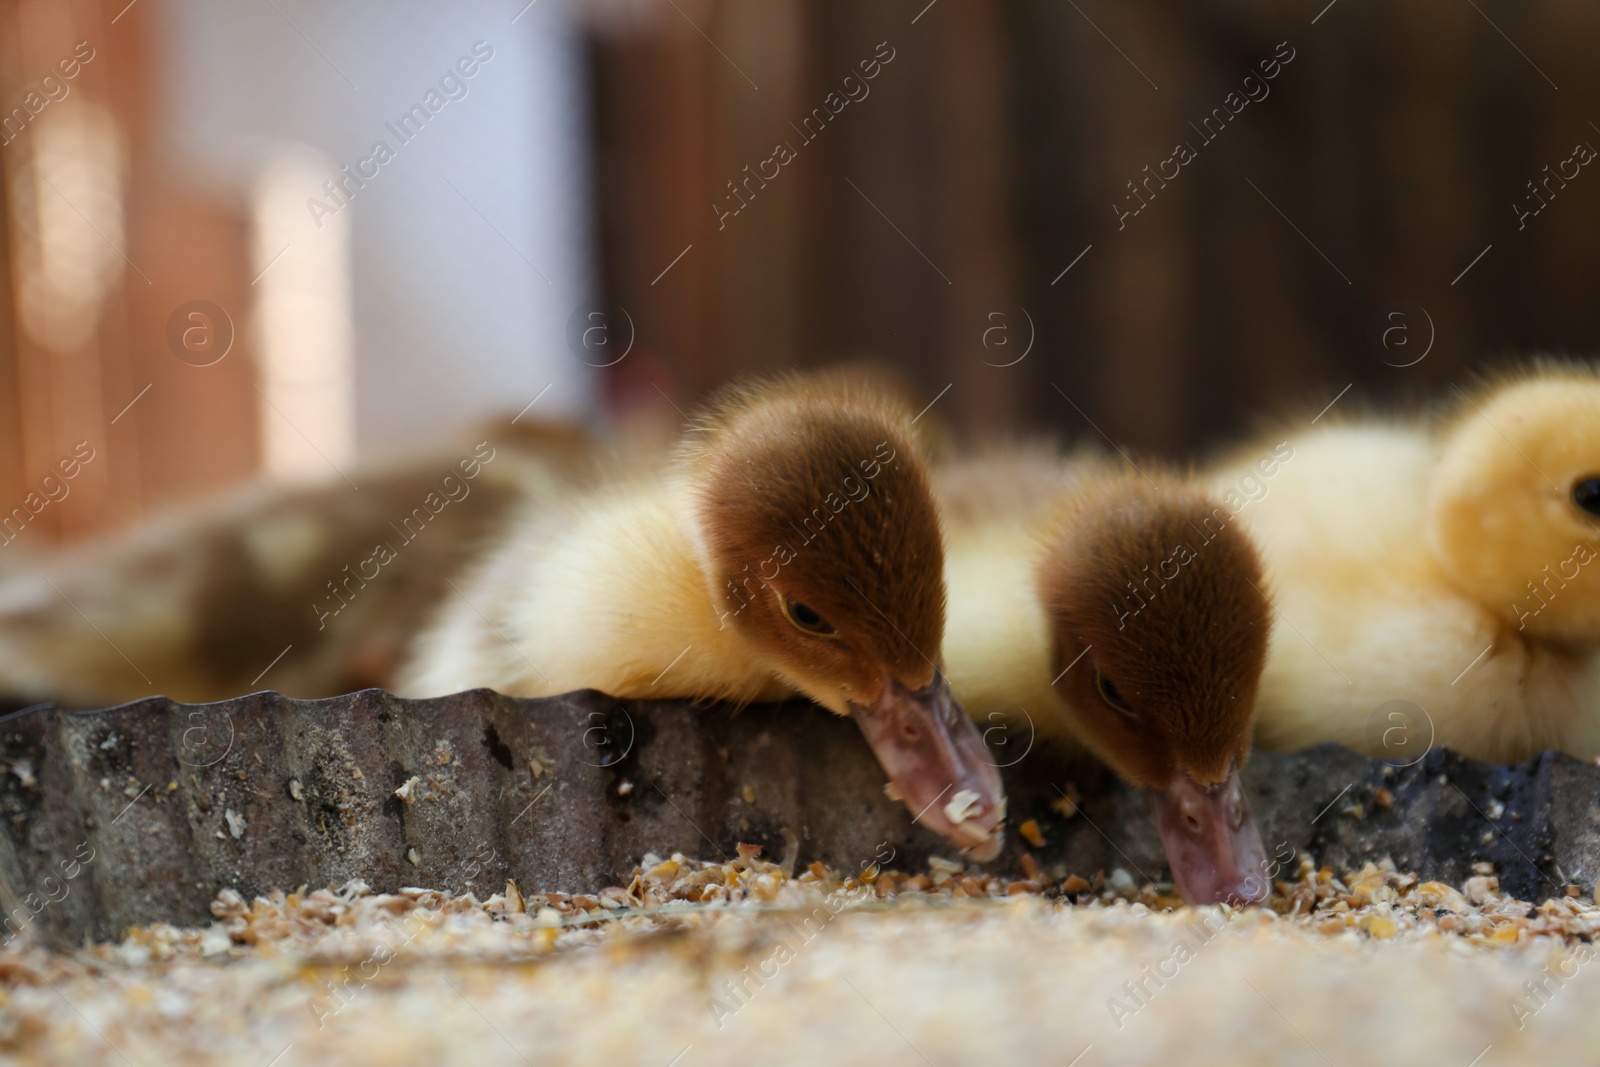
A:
937,446,1273,903
1208,364,1600,764
398,375,1005,858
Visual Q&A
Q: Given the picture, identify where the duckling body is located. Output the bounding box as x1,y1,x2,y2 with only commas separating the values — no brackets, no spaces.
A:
398,477,790,705
1210,380,1600,763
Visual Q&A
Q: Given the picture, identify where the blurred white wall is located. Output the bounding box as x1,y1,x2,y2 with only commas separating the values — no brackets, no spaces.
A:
157,0,596,461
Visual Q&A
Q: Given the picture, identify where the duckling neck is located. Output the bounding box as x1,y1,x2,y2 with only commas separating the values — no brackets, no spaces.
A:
560,477,795,701
942,521,1075,744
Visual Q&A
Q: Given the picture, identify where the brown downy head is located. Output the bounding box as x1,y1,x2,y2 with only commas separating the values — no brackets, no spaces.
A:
1038,476,1272,903
681,374,1004,859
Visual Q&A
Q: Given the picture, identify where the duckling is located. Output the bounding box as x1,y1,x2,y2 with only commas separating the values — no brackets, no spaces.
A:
0,421,597,709
938,446,1273,904
1207,364,1600,764
398,375,1006,859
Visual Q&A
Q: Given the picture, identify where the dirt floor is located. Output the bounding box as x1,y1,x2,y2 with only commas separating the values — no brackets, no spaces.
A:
1,851,1595,1067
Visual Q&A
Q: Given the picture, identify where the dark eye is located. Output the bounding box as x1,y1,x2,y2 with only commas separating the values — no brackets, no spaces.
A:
1574,478,1600,516
783,598,836,636
1096,670,1134,716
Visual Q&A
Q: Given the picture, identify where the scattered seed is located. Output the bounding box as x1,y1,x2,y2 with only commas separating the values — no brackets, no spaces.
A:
944,790,981,826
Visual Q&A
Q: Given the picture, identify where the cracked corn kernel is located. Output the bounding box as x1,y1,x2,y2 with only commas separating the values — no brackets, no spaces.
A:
1360,914,1396,939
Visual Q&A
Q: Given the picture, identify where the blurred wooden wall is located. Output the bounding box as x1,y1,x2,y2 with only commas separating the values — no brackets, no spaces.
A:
590,0,1028,432
590,0,1600,455
0,0,258,550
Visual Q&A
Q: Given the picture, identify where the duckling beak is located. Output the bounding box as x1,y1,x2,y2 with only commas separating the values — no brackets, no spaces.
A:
1147,767,1269,906
849,672,1006,861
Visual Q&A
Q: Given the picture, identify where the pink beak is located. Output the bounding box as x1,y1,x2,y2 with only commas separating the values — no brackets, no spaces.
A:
851,671,1006,861
1147,766,1270,905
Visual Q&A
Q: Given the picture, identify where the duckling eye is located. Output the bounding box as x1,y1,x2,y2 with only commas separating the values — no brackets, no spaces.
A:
782,598,837,637
1095,670,1135,716
1573,477,1600,516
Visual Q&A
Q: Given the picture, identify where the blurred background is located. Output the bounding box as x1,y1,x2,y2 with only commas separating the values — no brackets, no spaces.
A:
1,0,1598,546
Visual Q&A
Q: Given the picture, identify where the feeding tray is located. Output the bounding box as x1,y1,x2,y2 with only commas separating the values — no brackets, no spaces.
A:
0,688,1596,946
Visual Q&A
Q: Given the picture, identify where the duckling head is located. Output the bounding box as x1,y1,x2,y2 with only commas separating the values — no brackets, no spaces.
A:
683,377,1004,859
1429,368,1600,640
1038,478,1272,904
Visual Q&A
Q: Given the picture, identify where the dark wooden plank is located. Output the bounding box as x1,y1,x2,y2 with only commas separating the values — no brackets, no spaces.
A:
2,687,1595,946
